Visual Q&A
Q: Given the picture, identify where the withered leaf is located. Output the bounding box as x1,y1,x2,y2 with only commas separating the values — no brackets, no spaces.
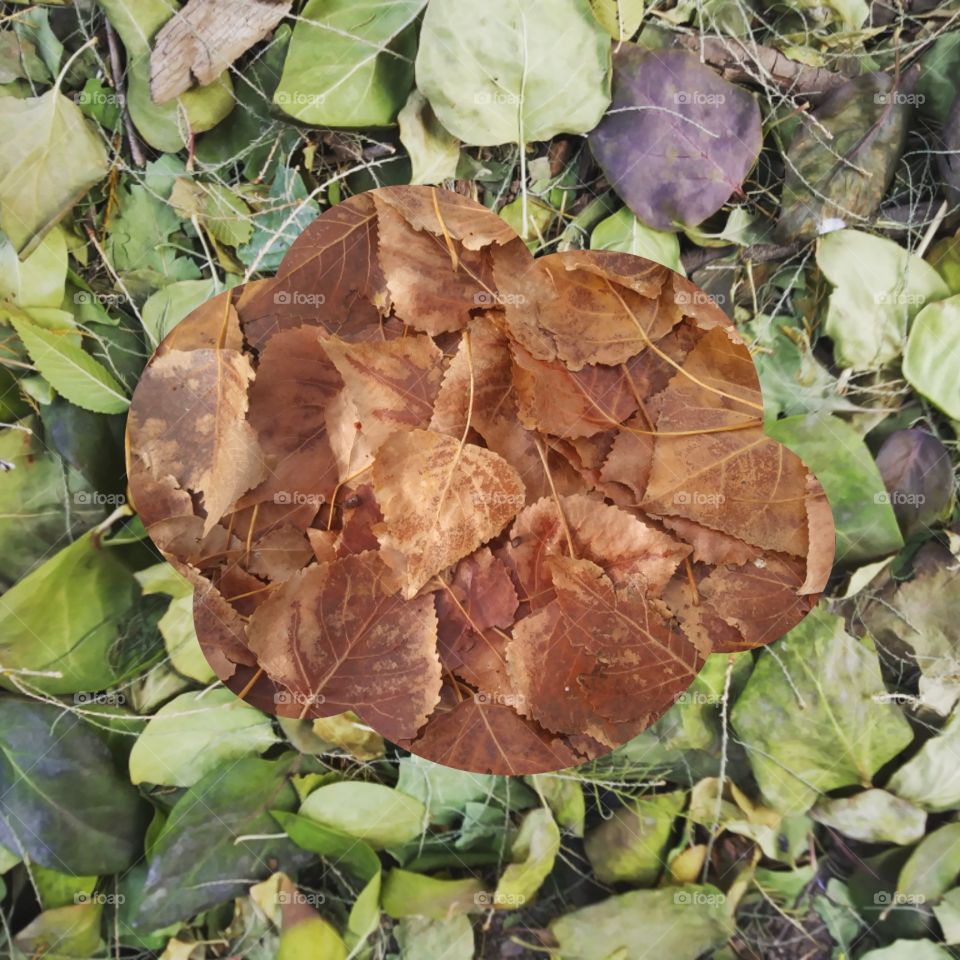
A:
373,429,525,598
247,551,441,740
511,343,640,439
436,547,518,696
129,348,265,534
322,333,445,456
509,556,702,734
641,328,809,555
400,697,580,775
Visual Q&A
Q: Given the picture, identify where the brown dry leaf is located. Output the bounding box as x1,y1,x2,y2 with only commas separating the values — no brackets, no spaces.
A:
151,0,292,102
698,554,814,651
187,568,257,682
373,429,525,598
801,477,835,595
398,697,579,775
511,343,640,439
500,251,679,369
641,327,809,555
247,551,441,739
374,194,497,335
156,289,244,355
505,495,688,614
509,556,701,733
436,547,518,695
322,333,445,455
128,348,265,533
242,194,386,349
376,185,519,249
336,483,383,556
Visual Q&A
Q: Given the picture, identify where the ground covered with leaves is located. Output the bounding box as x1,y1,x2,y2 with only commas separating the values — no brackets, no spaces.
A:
0,0,959,958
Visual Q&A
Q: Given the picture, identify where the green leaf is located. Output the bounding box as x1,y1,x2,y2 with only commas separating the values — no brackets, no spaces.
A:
13,903,103,959
0,699,145,874
398,89,460,185
0,530,139,694
550,885,735,960
395,915,475,959
0,418,104,583
495,807,560,905
299,782,425,849
860,942,953,960
585,791,683,885
0,225,67,310
525,774,585,837
396,754,533,825
888,712,960,812
589,0,645,39
812,789,926,845
273,0,424,127
0,89,108,255
33,865,97,911
766,414,903,565
272,811,380,882
278,913,347,960
129,688,279,787
381,868,484,919
731,606,913,814
137,756,310,929
903,294,960,420
916,32,960,124
816,229,949,369
898,822,960,903
9,314,129,414
590,206,684,273
416,0,611,146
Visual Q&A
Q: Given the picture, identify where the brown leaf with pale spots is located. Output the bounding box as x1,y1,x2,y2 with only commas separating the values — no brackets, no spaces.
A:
801,477,835,595
241,194,387,349
321,333,445,456
128,348,265,534
373,429,525,598
659,515,762,566
247,551,441,740
377,185,519,249
397,696,580,775
697,554,814,651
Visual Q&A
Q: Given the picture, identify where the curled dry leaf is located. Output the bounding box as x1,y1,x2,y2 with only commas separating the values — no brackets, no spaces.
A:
127,185,834,775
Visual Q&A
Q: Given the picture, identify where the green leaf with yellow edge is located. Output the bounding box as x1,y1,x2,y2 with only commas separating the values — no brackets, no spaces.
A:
13,902,103,960
495,807,560,906
395,915,475,959
585,791,683,885
381,868,484,919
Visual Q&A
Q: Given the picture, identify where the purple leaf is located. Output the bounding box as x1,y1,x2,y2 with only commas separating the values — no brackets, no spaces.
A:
588,46,762,231
875,428,954,537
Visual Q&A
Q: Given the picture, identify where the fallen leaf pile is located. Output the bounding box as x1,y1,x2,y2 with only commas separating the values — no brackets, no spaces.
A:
127,186,834,774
